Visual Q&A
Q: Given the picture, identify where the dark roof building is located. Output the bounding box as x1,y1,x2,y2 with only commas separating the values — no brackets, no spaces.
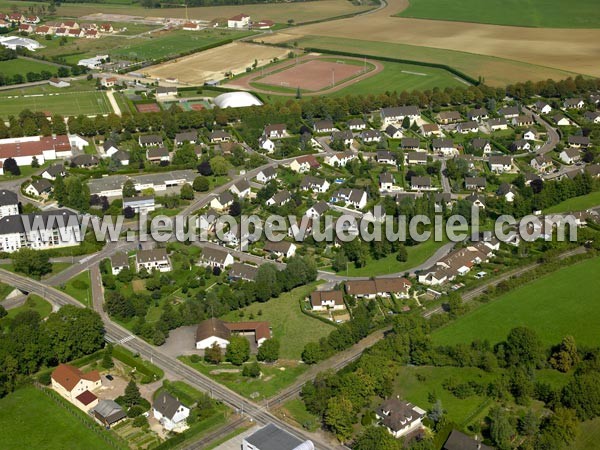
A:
243,423,314,450
443,430,494,450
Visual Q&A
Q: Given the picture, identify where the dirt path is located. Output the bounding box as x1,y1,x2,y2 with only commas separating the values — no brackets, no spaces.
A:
105,89,121,116
225,54,384,97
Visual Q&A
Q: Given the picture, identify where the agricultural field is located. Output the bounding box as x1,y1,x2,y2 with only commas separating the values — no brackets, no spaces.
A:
262,0,600,79
0,58,61,78
398,0,600,28
145,42,289,85
5,0,370,24
0,387,115,450
0,80,111,118
221,281,334,360
281,35,579,87
432,257,600,347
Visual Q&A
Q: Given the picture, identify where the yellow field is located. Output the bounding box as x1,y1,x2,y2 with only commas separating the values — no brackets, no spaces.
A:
263,0,600,79
144,42,290,84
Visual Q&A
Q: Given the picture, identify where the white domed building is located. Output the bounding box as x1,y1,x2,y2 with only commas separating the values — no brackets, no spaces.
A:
213,91,262,109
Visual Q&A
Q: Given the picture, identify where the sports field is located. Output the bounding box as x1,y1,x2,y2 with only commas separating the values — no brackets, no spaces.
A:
432,257,600,347
145,42,289,85
0,88,111,118
0,58,60,78
277,35,579,87
0,387,112,450
398,0,600,28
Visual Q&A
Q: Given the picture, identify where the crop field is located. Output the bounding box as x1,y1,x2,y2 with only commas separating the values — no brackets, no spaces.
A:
262,0,600,79
0,387,112,450
0,87,111,118
398,0,600,28
0,58,60,77
7,0,370,24
432,257,600,347
145,42,289,85
275,35,580,87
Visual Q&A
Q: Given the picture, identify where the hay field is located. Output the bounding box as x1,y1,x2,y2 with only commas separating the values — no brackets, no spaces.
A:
282,35,579,87
262,0,600,79
144,42,289,84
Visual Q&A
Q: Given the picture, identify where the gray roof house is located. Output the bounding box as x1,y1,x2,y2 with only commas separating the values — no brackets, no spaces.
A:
243,423,314,450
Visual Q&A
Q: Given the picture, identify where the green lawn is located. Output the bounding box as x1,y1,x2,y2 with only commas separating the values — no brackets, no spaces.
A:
397,0,600,28
0,387,118,450
432,257,600,347
0,295,52,328
0,281,12,300
110,29,255,61
332,239,449,277
293,35,577,87
544,190,600,213
0,58,60,78
282,398,320,431
221,281,334,360
0,262,71,280
392,366,495,427
575,418,600,450
59,270,91,306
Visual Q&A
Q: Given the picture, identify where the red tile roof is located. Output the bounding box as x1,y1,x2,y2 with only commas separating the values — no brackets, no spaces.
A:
76,390,98,405
51,364,100,391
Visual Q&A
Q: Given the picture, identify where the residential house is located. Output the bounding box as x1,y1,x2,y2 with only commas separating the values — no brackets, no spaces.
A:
256,166,277,183
360,129,382,143
421,123,441,137
347,118,366,130
411,176,434,191
330,188,368,209
345,278,411,299
195,317,270,350
380,106,420,125
456,154,476,169
51,364,101,409
135,248,171,273
497,183,517,202
406,151,428,165
563,98,585,109
41,163,65,180
174,130,198,146
153,391,190,432
264,123,286,138
373,150,394,166
0,190,18,218
110,252,129,275
25,179,52,197
443,430,494,450
418,244,493,285
568,135,590,148
488,118,508,131
510,139,531,152
310,290,345,311
512,114,535,127
467,108,488,122
401,137,420,151
531,154,553,173
288,155,320,173
266,190,291,207
210,191,234,211
498,106,520,118
300,175,330,193
456,121,479,134
376,398,426,438
305,201,329,219
71,154,99,168
227,13,250,28
103,140,120,157
264,240,296,258
228,262,259,282
146,147,170,164
432,138,455,155
553,113,571,126
199,247,234,269
313,119,335,133
258,135,275,153
385,124,403,139
466,193,486,209
209,130,232,143
48,77,70,88
533,101,552,115
583,111,600,124
471,138,492,154
465,177,486,191
436,110,462,124
242,423,314,450
379,172,395,192
488,155,513,173
523,129,537,141
138,134,163,147
230,179,251,198
326,150,355,167
112,150,130,166
560,148,581,164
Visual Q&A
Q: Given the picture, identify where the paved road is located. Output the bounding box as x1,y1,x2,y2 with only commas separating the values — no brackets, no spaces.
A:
524,106,560,155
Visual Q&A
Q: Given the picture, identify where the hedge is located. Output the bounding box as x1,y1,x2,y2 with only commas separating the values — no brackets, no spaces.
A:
111,346,164,383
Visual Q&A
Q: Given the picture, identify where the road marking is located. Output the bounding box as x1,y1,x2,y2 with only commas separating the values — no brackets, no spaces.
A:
119,335,135,344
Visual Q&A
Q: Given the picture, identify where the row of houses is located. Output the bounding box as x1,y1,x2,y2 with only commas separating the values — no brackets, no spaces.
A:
19,21,115,39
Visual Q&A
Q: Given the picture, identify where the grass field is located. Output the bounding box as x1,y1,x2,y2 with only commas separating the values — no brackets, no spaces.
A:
575,418,600,450
0,58,60,78
287,35,579,87
221,281,333,360
0,281,13,300
0,262,71,280
0,387,113,450
0,295,52,328
544,191,600,213
59,270,91,306
281,399,320,431
432,257,600,347
0,81,111,118
398,0,600,28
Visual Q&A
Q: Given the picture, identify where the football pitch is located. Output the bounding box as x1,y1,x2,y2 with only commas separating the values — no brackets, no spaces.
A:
0,90,112,118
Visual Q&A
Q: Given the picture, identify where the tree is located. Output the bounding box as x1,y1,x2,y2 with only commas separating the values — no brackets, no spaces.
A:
325,396,355,442
123,379,143,407
396,243,408,262
180,183,194,200
53,174,66,204
123,206,135,219
549,335,579,373
3,157,19,175
204,342,223,365
302,341,324,364
12,248,52,278
242,361,261,378
193,176,209,192
122,179,136,198
503,326,544,368
489,406,513,450
0,304,6,319
225,336,250,365
197,160,212,176
209,156,229,176
354,426,401,450
257,338,280,362
562,371,600,420
101,344,114,369
229,201,241,217
332,250,348,273
31,156,39,168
